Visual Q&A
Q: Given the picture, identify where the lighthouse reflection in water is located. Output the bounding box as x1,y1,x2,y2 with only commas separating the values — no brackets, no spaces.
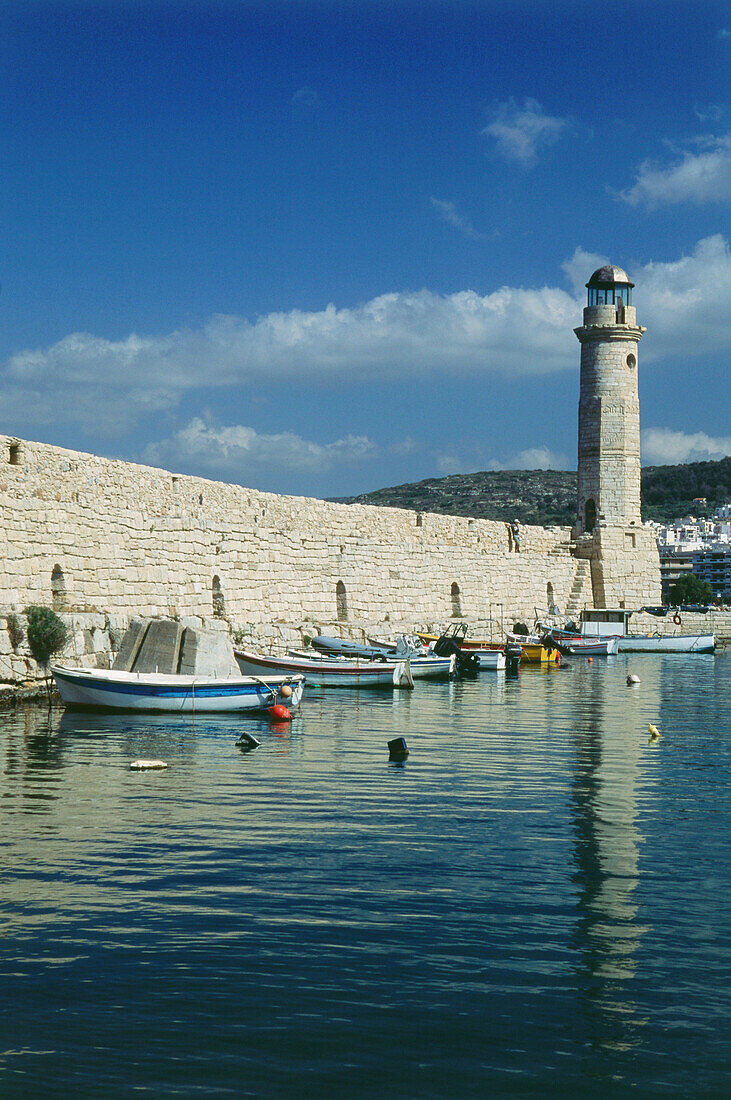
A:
0,653,727,1097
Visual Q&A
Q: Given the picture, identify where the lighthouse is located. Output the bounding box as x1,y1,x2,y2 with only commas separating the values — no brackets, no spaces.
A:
572,265,661,608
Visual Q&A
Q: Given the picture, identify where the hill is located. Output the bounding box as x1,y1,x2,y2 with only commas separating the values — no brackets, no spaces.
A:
333,457,731,527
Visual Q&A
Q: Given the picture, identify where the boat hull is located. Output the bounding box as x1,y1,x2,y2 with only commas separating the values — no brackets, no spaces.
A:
472,649,506,670
617,634,715,653
52,666,305,713
549,635,619,657
234,649,412,688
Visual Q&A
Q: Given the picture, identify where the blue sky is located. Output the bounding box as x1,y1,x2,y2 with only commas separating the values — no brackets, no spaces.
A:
1,0,729,498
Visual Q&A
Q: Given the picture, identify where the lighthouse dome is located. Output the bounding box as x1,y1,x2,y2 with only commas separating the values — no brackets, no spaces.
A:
585,264,633,306
586,264,634,288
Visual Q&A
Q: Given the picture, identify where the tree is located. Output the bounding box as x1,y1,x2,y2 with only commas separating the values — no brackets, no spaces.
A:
668,573,712,607
24,605,69,701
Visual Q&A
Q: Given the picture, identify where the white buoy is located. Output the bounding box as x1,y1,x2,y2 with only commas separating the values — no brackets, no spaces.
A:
648,724,661,744
129,759,168,770
627,674,640,685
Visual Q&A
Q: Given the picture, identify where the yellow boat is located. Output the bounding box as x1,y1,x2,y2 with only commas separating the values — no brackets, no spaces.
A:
416,632,554,664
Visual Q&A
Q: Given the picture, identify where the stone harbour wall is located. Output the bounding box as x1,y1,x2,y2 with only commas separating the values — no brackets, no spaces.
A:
1,435,586,674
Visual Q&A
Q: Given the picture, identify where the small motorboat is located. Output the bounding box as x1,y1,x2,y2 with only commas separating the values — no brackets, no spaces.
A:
52,664,305,713
288,648,454,681
234,648,415,688
544,633,619,657
313,633,428,659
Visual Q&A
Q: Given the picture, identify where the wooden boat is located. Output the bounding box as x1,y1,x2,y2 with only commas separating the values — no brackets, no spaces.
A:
313,634,428,659
617,634,715,653
416,631,551,664
234,649,414,688
547,634,619,657
579,610,716,654
51,664,305,713
288,649,454,681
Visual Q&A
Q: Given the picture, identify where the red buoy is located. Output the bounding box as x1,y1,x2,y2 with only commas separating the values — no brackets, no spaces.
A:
268,703,292,721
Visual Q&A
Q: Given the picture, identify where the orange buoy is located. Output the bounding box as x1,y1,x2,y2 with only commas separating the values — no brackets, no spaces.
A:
268,703,292,721
587,657,593,663
278,684,293,699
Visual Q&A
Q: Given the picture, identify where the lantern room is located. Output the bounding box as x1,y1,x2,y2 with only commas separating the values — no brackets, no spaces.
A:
585,264,634,307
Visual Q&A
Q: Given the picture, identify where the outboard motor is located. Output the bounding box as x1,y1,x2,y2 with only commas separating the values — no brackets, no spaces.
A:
504,641,522,674
431,624,479,677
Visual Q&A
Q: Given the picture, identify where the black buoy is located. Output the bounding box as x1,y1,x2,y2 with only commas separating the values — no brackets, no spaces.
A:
236,731,261,750
388,736,409,761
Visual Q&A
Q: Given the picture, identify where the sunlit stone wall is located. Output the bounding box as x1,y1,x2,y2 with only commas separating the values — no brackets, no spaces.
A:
0,436,586,632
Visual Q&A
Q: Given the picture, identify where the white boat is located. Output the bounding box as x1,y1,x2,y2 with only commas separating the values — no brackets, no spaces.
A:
579,609,715,654
548,634,619,657
234,649,414,688
288,648,455,681
471,649,506,670
51,664,305,713
617,634,715,653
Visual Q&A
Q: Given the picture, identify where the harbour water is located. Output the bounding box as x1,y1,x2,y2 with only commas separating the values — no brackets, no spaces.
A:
0,653,729,1097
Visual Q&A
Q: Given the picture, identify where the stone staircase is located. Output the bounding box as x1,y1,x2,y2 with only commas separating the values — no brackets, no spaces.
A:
565,560,593,616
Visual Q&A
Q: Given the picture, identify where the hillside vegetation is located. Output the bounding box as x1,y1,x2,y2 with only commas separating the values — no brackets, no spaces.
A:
334,457,731,527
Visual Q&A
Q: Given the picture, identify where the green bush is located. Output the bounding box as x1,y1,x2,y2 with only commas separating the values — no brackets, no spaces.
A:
24,605,69,668
6,612,23,651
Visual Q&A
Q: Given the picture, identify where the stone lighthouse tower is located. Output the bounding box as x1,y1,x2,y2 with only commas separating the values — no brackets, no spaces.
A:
573,265,661,608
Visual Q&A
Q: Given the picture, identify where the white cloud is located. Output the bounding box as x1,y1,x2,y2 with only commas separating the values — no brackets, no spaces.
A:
641,428,731,465
637,234,731,360
561,247,609,297
487,446,570,471
436,446,570,475
482,98,568,166
562,236,731,363
618,135,731,207
430,197,483,239
1,236,728,441
0,284,579,434
144,418,379,479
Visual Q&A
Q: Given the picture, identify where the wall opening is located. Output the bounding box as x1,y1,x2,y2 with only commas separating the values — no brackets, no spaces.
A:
625,532,637,550
8,442,21,466
336,580,348,622
451,582,463,618
585,498,596,533
51,565,68,611
416,513,423,528
212,575,226,619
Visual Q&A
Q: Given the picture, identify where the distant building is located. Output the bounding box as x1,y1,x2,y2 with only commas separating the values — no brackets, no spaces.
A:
692,547,731,602
654,502,731,601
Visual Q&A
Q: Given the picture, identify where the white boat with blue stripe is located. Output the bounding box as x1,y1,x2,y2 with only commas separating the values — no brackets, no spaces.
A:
51,664,305,713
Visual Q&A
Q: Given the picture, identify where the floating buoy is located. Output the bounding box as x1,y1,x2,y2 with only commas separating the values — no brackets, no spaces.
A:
648,723,661,743
587,657,593,663
627,674,640,685
388,736,409,761
278,684,293,699
129,759,168,770
268,703,292,721
236,731,261,749
555,652,560,664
